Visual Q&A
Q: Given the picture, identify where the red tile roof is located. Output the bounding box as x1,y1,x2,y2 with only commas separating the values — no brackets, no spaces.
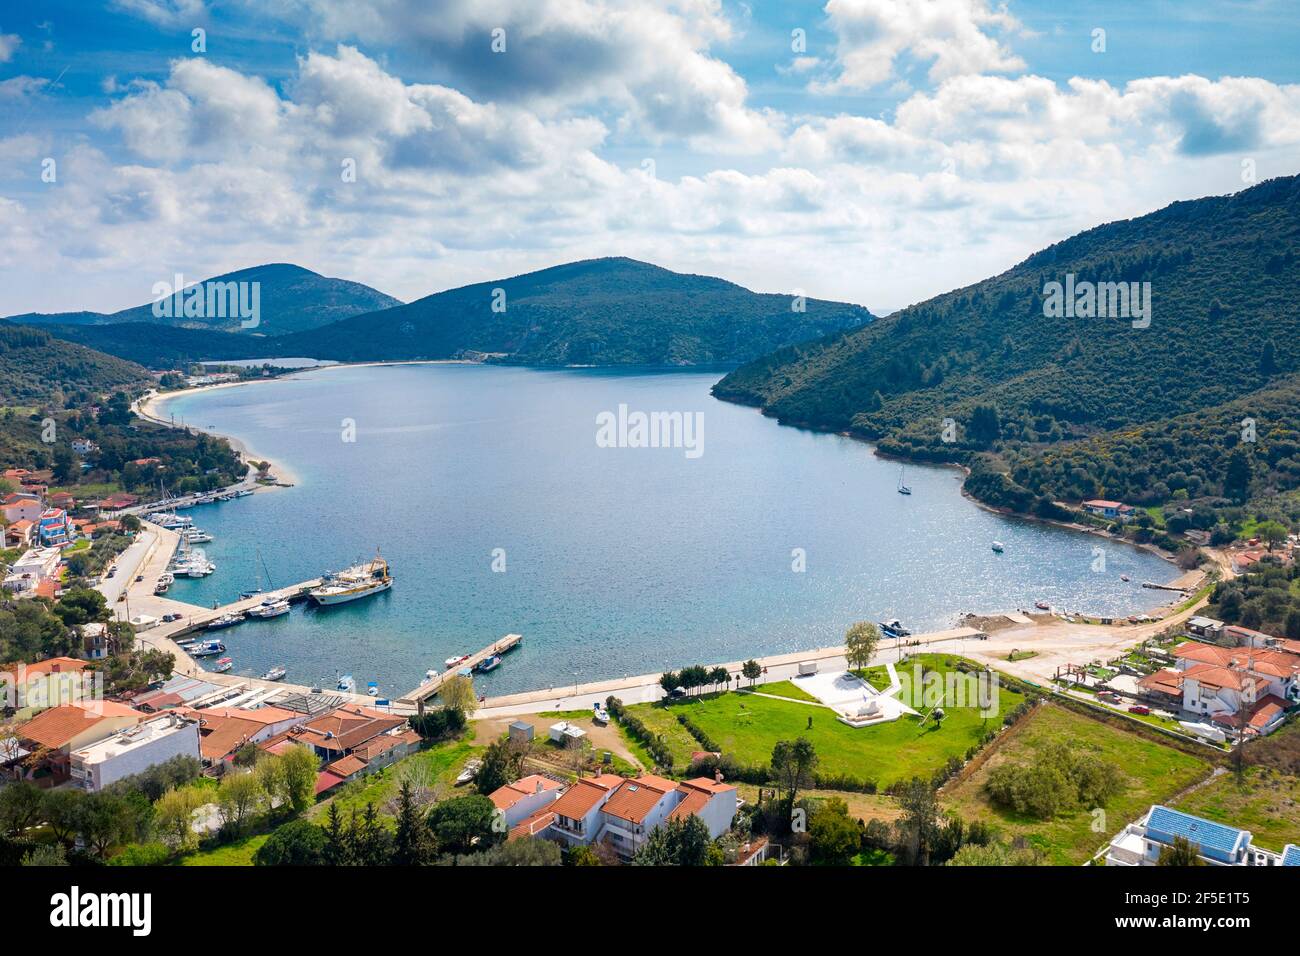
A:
489,774,565,811
549,774,623,820
601,774,676,824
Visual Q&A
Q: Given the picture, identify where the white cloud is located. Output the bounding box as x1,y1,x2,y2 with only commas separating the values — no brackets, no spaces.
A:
814,0,1025,92
110,0,207,27
0,29,19,62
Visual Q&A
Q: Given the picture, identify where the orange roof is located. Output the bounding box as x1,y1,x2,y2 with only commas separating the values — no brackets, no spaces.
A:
489,774,565,811
549,774,623,820
19,701,142,749
601,774,676,824
1,657,87,680
324,754,368,777
200,705,299,726
194,713,263,761
509,809,557,840
668,789,711,821
1138,670,1183,697
1183,663,1252,691
679,776,736,795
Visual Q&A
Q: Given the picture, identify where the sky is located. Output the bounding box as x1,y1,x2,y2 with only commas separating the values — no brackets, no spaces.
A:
2,0,1299,316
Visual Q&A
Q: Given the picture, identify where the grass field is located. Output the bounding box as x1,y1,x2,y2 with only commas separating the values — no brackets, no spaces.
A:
1175,767,1300,853
631,654,1026,788
308,736,479,825
749,680,819,702
181,832,269,866
943,703,1213,865
615,701,701,769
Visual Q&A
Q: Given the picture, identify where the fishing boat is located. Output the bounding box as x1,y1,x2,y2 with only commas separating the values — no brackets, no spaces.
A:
337,674,356,693
206,612,243,630
476,654,502,674
191,640,226,657
366,681,380,697
309,554,392,606
214,657,234,673
247,596,290,619
445,654,470,669
235,489,254,498
1034,600,1051,611
991,541,1005,553
1120,574,1131,582
879,618,911,639
182,528,213,543
262,665,287,682
897,466,912,495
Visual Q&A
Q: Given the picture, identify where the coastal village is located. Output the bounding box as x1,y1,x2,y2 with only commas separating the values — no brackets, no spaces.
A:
3,417,1299,868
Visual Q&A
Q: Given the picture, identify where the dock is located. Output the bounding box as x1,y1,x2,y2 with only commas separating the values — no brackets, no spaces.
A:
167,578,324,636
399,633,523,707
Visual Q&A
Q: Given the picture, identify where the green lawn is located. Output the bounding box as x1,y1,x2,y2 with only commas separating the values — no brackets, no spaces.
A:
615,700,708,770
749,680,819,703
309,736,479,824
181,833,269,866
1175,768,1300,853
633,655,1026,788
943,703,1213,865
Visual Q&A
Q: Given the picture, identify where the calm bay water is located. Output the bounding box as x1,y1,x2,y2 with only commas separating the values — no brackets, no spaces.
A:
159,364,1176,697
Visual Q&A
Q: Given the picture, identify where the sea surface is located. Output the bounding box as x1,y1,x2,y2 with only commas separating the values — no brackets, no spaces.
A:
158,364,1178,698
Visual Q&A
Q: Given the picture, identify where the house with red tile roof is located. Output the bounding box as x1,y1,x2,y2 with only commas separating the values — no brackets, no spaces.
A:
1,495,42,524
3,518,35,549
1081,499,1136,522
490,774,566,830
543,772,738,860
12,701,145,784
1138,641,1299,733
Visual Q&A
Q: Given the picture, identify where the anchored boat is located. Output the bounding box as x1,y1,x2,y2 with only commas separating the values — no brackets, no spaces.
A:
263,665,287,682
309,555,392,606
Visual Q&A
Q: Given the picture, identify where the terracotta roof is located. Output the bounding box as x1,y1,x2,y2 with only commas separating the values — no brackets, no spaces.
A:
668,789,711,821
1,657,87,681
19,701,142,749
489,774,565,811
315,770,348,795
195,713,263,762
200,705,299,726
549,774,623,820
1138,670,1183,697
299,705,406,752
601,774,676,824
509,808,557,840
324,754,368,778
1183,663,1252,691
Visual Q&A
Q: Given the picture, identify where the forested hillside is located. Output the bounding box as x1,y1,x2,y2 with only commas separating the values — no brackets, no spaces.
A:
715,175,1300,532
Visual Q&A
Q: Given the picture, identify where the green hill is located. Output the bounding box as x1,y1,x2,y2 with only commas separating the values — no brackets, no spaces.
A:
270,257,872,366
44,323,282,369
5,263,400,336
0,321,150,406
714,174,1300,531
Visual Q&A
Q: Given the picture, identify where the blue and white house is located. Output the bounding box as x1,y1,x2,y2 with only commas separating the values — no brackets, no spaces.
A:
1105,805,1299,866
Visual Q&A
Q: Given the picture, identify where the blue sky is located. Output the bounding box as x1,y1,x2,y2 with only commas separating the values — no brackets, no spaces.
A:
2,0,1299,315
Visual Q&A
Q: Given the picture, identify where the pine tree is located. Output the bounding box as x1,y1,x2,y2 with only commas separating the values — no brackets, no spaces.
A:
393,781,435,866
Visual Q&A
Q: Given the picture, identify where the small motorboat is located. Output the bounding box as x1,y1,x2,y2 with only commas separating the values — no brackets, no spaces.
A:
1034,600,1050,611
214,657,234,673
262,665,287,682
207,612,243,630
247,596,290,619
879,619,911,639
476,654,502,674
425,668,438,681
455,759,482,786
445,654,470,669
1120,574,1131,582
991,541,1005,553
337,674,356,693
191,640,226,657
367,681,380,697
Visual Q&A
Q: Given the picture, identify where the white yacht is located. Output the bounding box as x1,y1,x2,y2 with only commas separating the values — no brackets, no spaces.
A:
309,556,392,606
247,595,290,619
182,528,213,543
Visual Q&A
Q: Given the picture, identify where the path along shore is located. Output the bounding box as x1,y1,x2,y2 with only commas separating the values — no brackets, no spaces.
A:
124,365,1221,717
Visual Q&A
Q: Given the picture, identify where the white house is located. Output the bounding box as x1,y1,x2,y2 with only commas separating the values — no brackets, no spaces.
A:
68,712,200,791
1106,805,1297,867
543,772,738,860
1081,499,1136,522
3,547,62,595
489,773,566,829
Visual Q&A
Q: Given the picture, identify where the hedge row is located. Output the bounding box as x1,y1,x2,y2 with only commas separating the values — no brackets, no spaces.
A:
606,696,674,770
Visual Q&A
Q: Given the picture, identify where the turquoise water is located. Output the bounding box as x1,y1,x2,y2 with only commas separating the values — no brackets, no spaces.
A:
159,364,1176,698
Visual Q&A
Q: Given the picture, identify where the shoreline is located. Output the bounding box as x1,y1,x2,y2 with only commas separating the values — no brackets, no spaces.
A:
135,361,1197,705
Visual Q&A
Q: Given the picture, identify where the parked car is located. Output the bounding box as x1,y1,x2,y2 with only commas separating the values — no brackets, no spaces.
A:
1128,705,1150,715
670,686,687,698
135,575,144,582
